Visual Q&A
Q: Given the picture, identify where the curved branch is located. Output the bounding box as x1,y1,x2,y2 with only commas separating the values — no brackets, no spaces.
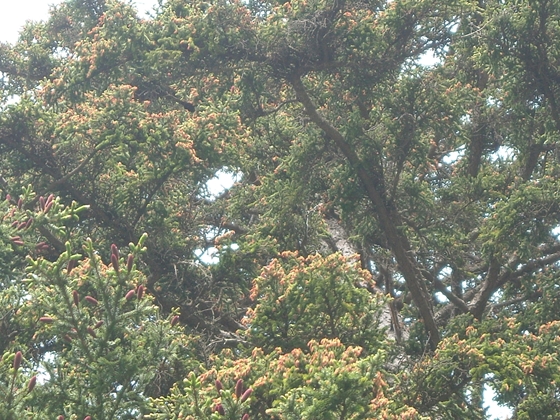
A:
48,141,102,188
290,74,440,349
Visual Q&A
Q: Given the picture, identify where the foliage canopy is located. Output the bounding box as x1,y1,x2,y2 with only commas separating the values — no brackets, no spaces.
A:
1,0,560,418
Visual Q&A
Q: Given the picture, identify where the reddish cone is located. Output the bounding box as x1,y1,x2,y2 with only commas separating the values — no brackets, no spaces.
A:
127,254,134,272
67,259,78,273
240,388,253,403
39,317,54,323
215,379,223,393
214,403,225,415
85,296,98,306
235,379,244,399
28,375,37,392
111,253,119,273
13,351,22,371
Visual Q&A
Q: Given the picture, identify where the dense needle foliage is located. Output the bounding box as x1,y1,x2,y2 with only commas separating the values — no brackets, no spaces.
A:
1,0,560,418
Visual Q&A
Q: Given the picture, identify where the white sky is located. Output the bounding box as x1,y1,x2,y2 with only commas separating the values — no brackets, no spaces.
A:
0,0,157,44
0,1,514,419
0,0,59,44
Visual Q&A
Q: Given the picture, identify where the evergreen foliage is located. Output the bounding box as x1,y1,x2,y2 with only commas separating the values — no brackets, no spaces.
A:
1,0,560,418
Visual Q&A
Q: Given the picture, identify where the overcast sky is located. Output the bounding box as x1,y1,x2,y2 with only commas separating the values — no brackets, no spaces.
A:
0,0,157,44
